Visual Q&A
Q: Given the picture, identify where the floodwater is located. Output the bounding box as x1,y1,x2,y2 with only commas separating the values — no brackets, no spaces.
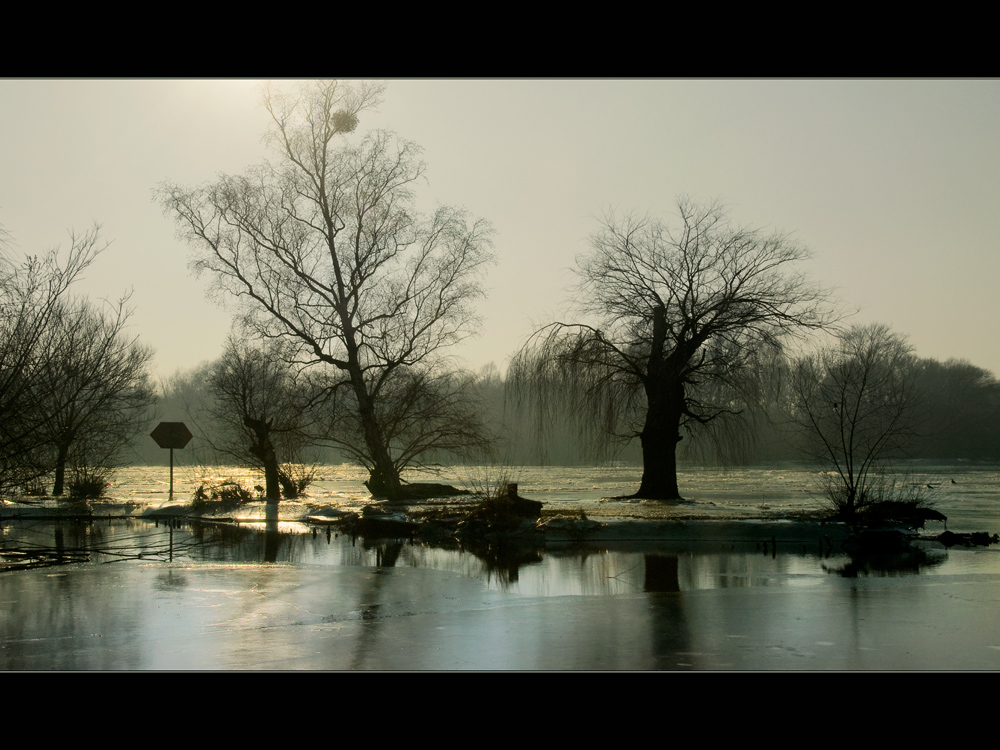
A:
2,462,1000,670
91,460,1000,530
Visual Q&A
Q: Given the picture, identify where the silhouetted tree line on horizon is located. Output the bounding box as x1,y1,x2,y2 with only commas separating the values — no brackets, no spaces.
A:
134,337,1000,474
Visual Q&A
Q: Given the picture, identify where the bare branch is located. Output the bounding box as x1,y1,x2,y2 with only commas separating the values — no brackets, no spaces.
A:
511,196,835,499
158,81,496,499
790,323,918,515
0,227,153,495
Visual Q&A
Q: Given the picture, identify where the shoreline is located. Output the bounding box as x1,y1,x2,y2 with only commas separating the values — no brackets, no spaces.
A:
0,495,937,551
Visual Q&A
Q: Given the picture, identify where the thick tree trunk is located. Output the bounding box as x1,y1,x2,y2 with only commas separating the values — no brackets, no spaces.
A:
358,404,402,500
634,305,686,500
636,383,684,500
635,399,684,500
262,454,281,502
365,466,402,499
337,309,404,500
246,417,281,501
636,434,682,499
348,367,403,501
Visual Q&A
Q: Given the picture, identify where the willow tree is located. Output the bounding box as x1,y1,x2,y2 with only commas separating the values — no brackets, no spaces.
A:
511,198,832,500
159,80,495,500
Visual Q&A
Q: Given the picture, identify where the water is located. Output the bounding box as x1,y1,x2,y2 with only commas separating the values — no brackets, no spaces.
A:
4,463,1000,669
4,460,999,592
85,459,1000,531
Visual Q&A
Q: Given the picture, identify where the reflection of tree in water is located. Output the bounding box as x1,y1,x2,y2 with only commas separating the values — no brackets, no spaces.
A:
345,527,545,591
643,555,696,669
367,539,404,568
824,541,946,578
348,539,404,670
344,535,546,667
0,566,146,670
65,519,100,550
47,519,108,561
644,555,680,592
457,539,544,589
185,521,308,564
263,504,280,562
2,518,211,570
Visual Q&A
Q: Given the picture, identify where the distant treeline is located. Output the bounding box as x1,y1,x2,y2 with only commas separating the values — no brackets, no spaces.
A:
132,352,1000,470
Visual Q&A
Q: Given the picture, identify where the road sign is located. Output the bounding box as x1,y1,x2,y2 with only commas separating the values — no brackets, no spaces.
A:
150,422,193,500
150,422,193,450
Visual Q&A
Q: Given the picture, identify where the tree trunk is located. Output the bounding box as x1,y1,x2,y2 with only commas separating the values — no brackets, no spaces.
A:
52,441,70,496
246,417,281,501
335,304,404,500
347,366,402,501
635,404,683,500
634,305,685,500
358,404,402,500
262,453,281,502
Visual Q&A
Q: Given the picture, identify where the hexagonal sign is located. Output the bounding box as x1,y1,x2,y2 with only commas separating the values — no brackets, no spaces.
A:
150,422,193,449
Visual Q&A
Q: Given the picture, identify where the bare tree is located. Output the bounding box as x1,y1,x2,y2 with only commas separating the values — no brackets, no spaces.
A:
34,295,156,496
511,198,832,500
791,323,918,516
207,336,319,501
325,362,494,473
0,225,106,494
159,80,495,499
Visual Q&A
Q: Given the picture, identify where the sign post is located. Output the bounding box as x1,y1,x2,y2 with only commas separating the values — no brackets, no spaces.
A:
150,422,194,500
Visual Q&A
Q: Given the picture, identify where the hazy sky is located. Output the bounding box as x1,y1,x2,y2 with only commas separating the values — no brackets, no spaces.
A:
2,79,998,380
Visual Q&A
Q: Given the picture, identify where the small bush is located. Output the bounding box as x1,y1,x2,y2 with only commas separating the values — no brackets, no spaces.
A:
21,479,48,497
192,483,210,510
68,469,110,499
192,479,258,511
278,464,316,499
826,471,942,526
858,499,946,528
463,463,515,503
214,481,255,505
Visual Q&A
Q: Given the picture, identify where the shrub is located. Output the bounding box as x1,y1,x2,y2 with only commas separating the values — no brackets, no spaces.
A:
21,479,48,497
214,480,255,505
191,479,258,511
192,483,210,510
463,463,515,503
277,463,316,499
68,469,110,499
826,471,943,527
